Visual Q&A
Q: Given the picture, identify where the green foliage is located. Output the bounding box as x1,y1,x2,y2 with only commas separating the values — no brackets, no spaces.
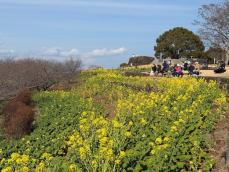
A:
154,27,205,59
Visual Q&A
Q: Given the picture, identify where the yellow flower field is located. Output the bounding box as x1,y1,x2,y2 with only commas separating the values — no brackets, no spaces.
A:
0,69,227,171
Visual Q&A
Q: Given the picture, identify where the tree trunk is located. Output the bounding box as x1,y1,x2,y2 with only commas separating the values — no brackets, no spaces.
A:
226,51,229,65
226,42,229,65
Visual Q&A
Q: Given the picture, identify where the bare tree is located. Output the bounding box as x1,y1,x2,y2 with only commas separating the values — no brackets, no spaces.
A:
0,58,81,100
195,0,229,64
205,47,226,63
62,57,82,81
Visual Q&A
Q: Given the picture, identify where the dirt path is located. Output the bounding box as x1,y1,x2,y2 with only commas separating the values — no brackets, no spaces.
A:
211,106,229,172
200,67,229,78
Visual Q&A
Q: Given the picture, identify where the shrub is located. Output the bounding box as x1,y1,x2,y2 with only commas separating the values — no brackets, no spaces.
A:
120,63,129,68
13,89,32,105
128,56,154,66
2,90,34,138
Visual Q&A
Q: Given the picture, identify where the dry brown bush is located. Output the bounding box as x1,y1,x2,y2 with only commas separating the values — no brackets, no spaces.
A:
12,89,32,105
2,90,34,138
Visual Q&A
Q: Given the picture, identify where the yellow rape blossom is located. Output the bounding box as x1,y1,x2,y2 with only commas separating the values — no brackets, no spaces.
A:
171,125,177,132
82,111,87,116
150,149,156,155
124,131,132,138
128,121,133,126
115,159,121,165
41,152,53,160
1,167,13,172
99,137,108,145
96,128,107,138
113,120,122,128
35,162,45,172
69,164,77,171
1,158,6,165
119,151,126,158
140,118,147,125
21,154,29,163
91,160,97,168
149,142,154,146
79,146,89,159
163,137,170,142
11,153,20,160
106,149,113,160
20,166,29,172
155,137,162,145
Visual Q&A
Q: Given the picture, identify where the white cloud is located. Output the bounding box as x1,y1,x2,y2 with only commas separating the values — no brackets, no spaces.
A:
83,47,127,58
41,47,127,59
61,48,79,57
0,48,15,57
42,47,79,57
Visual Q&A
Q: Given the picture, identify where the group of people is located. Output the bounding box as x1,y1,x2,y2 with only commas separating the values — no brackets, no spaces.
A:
151,61,200,77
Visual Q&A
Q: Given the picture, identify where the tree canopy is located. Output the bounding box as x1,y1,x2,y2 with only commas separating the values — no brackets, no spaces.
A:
154,27,205,59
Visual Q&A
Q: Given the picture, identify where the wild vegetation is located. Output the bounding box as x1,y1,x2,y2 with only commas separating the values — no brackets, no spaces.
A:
0,69,227,171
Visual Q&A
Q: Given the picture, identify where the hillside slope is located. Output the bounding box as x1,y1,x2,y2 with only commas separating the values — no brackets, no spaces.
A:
0,69,227,172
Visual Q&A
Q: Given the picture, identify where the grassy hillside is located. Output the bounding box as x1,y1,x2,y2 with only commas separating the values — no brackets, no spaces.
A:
0,69,227,172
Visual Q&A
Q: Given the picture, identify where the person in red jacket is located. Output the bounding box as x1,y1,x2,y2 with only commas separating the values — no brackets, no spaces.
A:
174,64,183,77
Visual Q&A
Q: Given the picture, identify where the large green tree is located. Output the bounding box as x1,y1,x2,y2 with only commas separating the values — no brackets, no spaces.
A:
154,27,205,59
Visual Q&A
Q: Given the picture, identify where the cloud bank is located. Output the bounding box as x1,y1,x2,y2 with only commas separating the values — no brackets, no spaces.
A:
0,47,128,66
42,47,80,57
83,47,127,58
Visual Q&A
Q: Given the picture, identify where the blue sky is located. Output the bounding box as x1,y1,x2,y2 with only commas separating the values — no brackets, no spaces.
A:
0,0,218,68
